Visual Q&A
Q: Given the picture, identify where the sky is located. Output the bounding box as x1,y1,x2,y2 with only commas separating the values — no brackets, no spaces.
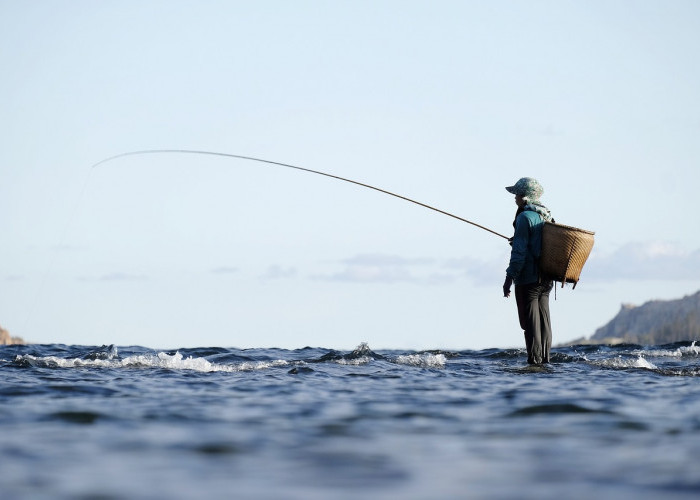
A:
1,0,699,350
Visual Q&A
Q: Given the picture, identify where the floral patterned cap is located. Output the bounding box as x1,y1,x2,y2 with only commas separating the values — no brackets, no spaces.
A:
505,177,544,200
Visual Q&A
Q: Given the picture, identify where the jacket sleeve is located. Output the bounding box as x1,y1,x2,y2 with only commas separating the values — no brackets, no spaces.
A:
506,214,530,279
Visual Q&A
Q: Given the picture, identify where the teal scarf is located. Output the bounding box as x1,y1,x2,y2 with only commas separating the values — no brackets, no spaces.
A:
524,202,553,222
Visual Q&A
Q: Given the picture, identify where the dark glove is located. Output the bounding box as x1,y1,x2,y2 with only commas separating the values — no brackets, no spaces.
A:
503,275,513,298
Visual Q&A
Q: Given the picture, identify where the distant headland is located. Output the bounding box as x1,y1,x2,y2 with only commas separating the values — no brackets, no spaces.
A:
0,325,25,345
564,290,700,346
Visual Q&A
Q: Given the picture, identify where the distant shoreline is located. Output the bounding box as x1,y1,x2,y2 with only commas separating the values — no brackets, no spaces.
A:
0,326,25,345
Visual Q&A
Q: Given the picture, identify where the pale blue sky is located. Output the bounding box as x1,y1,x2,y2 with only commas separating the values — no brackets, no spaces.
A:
2,1,699,349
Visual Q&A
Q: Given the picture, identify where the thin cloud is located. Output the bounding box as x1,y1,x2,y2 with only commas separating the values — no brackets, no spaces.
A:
78,272,148,282
584,241,700,281
310,240,700,288
443,256,506,286
342,254,434,267
314,253,457,285
210,266,239,275
52,244,87,252
444,241,700,284
99,272,148,282
261,265,297,280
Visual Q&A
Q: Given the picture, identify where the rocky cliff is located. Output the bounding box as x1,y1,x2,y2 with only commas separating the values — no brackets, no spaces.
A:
589,290,700,345
0,325,25,345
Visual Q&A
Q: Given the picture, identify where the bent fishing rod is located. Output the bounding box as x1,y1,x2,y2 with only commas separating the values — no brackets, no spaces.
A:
92,149,510,241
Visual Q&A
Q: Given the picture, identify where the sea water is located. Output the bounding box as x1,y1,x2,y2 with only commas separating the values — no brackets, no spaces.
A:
1,341,700,499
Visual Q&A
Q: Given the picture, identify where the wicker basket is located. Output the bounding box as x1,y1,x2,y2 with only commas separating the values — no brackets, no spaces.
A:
540,222,595,288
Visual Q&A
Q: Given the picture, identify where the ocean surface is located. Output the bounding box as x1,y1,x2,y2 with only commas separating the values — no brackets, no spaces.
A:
1,341,700,499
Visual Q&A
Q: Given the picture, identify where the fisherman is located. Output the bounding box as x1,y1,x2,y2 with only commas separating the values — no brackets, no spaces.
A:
502,177,554,364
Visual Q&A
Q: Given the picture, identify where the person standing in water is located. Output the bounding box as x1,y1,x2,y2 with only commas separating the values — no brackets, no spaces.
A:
502,177,554,364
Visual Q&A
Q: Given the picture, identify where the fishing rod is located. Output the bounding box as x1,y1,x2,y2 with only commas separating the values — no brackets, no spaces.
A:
92,149,510,240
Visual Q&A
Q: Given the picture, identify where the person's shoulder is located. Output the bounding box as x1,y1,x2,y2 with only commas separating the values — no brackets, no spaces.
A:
519,210,546,228
518,210,540,222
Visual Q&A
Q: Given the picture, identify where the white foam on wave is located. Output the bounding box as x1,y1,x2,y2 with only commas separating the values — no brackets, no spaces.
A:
633,348,682,358
14,354,123,369
335,356,373,366
14,352,289,373
680,341,700,356
395,353,447,368
631,341,700,359
596,355,658,370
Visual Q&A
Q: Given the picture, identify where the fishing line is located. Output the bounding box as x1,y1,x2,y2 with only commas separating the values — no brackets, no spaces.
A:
92,149,510,240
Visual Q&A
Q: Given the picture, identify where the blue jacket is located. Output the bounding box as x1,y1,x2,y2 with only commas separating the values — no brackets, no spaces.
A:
506,209,544,285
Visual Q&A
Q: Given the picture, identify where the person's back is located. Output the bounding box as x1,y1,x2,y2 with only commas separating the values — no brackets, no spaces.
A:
507,209,545,286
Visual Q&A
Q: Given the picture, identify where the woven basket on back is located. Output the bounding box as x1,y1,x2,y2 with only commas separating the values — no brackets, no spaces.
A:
540,222,595,288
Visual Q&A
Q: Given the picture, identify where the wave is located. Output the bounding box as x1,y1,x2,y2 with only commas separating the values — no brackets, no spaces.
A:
558,341,700,376
590,355,658,371
394,353,446,368
6,341,699,376
629,341,700,358
14,346,290,373
10,342,447,373
306,342,446,368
